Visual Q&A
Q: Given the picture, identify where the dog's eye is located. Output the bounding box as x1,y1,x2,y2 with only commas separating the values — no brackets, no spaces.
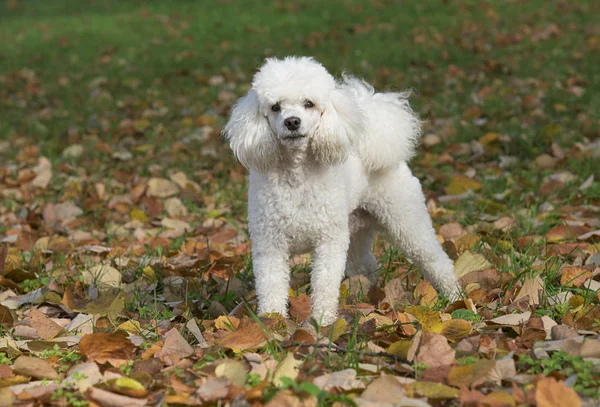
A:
304,100,314,109
271,103,281,112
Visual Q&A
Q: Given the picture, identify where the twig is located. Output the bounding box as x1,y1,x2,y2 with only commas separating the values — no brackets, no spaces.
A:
280,342,412,365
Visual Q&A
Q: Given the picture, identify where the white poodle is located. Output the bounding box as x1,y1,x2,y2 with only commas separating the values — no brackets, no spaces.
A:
224,56,460,325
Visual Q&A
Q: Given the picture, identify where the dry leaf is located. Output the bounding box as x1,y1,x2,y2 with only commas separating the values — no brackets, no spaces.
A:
415,331,455,368
79,332,136,368
454,251,493,280
313,368,365,392
272,352,303,387
535,377,581,407
515,274,544,306
12,356,58,380
147,178,180,198
156,327,194,361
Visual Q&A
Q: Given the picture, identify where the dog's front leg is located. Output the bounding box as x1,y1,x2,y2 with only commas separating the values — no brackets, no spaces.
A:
252,239,291,318
310,234,350,326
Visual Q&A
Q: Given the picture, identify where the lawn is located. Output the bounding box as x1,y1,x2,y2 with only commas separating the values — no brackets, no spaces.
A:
0,0,599,405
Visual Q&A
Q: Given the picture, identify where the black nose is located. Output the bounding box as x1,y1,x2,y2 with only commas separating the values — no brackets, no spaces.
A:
284,117,301,131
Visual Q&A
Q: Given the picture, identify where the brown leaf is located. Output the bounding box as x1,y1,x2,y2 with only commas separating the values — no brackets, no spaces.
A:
312,368,365,392
87,386,148,407
79,332,136,368
515,274,544,306
0,305,14,327
12,356,58,380
447,359,496,388
439,222,467,242
535,377,581,407
26,308,64,340
560,265,592,287
415,331,455,368
195,376,231,403
289,294,310,323
219,318,273,352
359,375,405,404
155,327,194,362
415,280,439,307
265,390,316,407
441,319,473,342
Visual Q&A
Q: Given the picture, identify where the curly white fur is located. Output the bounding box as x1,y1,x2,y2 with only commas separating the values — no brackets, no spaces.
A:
224,56,460,325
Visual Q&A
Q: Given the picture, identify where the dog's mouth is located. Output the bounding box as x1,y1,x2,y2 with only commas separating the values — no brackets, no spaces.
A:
281,134,307,140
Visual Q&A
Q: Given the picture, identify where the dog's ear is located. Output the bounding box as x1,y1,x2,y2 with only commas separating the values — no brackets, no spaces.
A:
311,87,364,165
223,89,279,172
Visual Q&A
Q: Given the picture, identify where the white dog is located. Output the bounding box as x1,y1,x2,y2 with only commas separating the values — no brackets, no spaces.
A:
224,56,460,325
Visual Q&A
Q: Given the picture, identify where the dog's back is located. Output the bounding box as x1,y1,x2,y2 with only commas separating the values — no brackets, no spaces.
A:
339,76,421,172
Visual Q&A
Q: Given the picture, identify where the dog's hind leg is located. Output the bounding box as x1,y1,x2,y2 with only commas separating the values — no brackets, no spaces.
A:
345,210,379,286
364,163,460,300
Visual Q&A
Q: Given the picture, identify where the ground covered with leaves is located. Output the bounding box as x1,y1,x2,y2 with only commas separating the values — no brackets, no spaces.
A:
0,0,599,406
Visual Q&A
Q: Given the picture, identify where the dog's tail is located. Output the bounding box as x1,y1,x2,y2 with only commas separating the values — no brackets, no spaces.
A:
338,76,421,172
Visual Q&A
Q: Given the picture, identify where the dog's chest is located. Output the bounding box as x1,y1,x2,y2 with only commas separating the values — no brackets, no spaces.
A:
251,173,345,254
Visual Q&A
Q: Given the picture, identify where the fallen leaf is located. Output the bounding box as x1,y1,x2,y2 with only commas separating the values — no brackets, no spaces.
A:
214,360,247,387
406,306,443,333
219,318,273,352
272,352,303,387
79,332,136,368
358,375,404,403
81,264,122,289
454,251,493,280
488,312,531,326
415,331,455,368
12,355,58,380
87,386,148,407
441,319,472,342
406,381,459,399
447,359,496,388
445,174,483,195
289,294,311,323
155,328,194,361
147,178,180,198
535,377,581,407
560,266,592,287
313,368,365,391
515,274,545,306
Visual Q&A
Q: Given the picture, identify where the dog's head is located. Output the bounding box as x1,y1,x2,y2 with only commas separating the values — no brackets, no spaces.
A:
224,57,364,172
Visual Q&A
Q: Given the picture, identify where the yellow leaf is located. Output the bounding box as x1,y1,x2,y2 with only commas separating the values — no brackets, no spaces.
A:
358,313,394,328
215,315,240,331
445,174,483,195
272,352,303,388
486,391,516,406
454,251,492,280
387,341,412,358
130,209,148,223
114,377,148,398
406,381,459,399
134,119,151,131
479,132,500,145
118,320,142,334
415,280,439,307
215,361,247,387
447,360,495,388
405,306,443,333
441,319,472,342
475,199,507,215
328,318,349,341
142,266,156,282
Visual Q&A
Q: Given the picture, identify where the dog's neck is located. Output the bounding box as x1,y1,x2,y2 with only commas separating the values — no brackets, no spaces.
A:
274,144,317,187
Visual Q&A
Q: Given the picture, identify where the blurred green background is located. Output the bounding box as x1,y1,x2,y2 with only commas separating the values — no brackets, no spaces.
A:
0,0,598,203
